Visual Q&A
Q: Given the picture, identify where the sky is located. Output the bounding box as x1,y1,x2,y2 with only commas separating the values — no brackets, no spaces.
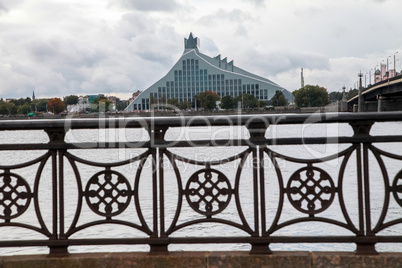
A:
0,0,401,100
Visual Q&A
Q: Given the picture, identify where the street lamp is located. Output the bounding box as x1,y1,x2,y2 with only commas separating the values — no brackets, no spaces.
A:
394,52,399,75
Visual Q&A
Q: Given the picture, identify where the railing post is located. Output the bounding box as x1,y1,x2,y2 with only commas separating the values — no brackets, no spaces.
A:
349,121,378,255
147,124,169,254
247,122,272,254
44,128,69,257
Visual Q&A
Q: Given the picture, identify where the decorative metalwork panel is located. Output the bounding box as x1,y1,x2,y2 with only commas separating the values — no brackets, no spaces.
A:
62,150,153,238
287,166,335,214
264,146,359,236
392,170,402,207
84,170,131,217
185,168,232,217
0,171,32,220
163,148,254,236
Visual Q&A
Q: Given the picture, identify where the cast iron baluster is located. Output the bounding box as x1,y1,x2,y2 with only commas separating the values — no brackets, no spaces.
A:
148,125,169,254
247,122,271,254
44,127,69,256
349,121,377,254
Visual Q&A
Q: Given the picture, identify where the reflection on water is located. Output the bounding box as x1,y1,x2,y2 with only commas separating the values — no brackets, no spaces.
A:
1,121,402,255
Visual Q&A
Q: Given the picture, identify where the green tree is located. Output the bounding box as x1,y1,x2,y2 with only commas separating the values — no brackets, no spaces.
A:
37,99,49,112
292,85,329,108
198,91,220,110
328,91,343,103
235,94,258,109
258,100,267,108
179,100,191,110
10,97,31,107
347,89,358,100
0,100,11,115
17,102,32,114
63,95,79,105
160,94,167,105
48,98,66,114
270,90,289,106
167,98,179,108
220,95,235,109
149,94,157,110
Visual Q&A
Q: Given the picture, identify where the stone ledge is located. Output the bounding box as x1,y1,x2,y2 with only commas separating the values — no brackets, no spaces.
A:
1,251,402,268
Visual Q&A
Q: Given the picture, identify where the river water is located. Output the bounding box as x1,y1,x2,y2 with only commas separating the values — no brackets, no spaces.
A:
1,117,402,255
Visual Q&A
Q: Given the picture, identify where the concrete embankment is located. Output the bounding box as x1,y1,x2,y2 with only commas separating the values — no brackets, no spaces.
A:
1,251,402,268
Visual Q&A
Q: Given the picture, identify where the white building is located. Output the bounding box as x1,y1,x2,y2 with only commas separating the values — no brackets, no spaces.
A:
125,33,289,111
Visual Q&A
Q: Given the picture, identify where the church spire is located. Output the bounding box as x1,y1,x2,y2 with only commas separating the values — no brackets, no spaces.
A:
184,32,200,51
32,90,35,100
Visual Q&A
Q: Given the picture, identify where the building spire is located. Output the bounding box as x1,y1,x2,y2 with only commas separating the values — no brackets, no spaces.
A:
32,90,35,100
184,32,200,51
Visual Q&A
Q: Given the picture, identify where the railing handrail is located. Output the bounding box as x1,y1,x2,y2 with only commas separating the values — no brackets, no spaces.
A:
1,111,402,131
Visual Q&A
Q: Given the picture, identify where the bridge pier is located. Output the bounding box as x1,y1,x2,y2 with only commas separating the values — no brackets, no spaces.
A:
378,95,402,112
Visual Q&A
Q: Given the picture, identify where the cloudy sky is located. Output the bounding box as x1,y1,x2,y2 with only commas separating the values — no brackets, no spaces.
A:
0,0,401,100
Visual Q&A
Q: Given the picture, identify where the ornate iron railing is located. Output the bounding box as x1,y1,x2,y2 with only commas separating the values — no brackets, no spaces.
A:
1,112,402,256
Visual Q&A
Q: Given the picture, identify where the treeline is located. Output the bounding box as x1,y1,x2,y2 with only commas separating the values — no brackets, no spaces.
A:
150,91,281,111
0,96,70,115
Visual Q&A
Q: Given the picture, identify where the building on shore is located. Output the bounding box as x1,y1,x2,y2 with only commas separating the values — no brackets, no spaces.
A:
125,33,290,111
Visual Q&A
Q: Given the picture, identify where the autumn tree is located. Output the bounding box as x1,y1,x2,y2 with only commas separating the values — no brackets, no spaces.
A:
92,97,112,112
47,98,66,114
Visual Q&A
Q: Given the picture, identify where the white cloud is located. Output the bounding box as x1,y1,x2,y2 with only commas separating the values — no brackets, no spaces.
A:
0,0,401,99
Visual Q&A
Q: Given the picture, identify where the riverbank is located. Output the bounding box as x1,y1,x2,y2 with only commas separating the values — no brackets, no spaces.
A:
0,106,333,120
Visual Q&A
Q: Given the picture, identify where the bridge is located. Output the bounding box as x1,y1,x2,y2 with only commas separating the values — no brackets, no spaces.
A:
348,74,402,112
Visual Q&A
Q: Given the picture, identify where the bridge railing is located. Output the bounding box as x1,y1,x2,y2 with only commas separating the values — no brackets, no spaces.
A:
1,112,402,256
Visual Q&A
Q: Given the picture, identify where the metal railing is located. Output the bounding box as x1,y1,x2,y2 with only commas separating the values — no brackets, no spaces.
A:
1,112,402,256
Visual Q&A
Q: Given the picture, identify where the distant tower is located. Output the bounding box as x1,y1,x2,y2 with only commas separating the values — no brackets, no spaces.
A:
301,68,305,88
358,72,364,112
32,90,35,100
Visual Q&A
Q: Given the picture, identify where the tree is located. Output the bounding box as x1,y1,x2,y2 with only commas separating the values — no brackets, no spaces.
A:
270,90,289,106
149,94,157,110
36,99,49,112
198,91,220,110
17,102,32,114
292,85,329,108
0,100,15,115
258,100,267,108
220,95,235,109
167,98,179,108
347,89,358,100
63,95,79,105
93,97,112,112
329,91,343,103
48,98,66,114
235,94,258,109
179,100,191,110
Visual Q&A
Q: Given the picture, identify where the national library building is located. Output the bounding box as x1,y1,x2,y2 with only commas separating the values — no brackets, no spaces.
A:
125,33,288,111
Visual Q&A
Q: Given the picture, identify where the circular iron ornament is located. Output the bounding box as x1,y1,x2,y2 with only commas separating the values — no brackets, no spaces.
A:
0,172,32,220
392,170,402,207
185,169,232,216
84,170,131,217
287,166,335,214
